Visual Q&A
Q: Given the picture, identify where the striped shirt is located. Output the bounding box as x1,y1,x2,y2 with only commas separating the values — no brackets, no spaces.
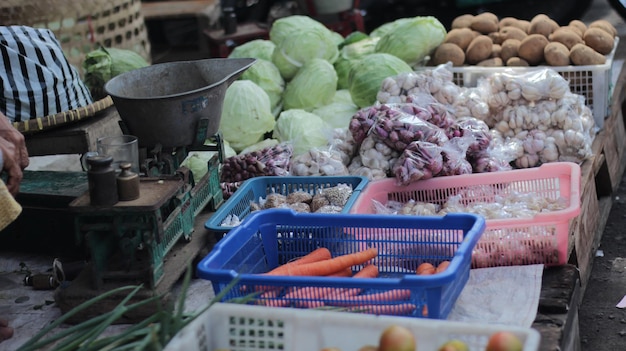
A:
0,26,93,123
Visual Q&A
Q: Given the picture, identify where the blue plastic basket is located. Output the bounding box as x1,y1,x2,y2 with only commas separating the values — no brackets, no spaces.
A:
205,175,369,236
197,209,486,319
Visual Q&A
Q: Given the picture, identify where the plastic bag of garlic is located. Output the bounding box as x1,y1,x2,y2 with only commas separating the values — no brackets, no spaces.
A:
376,64,596,169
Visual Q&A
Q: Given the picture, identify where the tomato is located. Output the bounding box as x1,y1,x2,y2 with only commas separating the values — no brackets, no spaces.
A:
485,331,523,351
438,339,469,351
378,325,416,351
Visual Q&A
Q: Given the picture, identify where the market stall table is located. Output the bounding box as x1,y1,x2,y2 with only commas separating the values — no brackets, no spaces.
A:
2,27,626,351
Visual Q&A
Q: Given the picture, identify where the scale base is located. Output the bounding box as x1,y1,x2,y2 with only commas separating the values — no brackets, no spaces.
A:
53,210,216,324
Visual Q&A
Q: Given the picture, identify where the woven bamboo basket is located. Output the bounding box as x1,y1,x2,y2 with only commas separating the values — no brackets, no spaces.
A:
0,0,152,77
11,96,115,135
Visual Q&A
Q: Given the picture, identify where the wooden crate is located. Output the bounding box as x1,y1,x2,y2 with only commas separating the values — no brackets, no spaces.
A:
570,58,626,291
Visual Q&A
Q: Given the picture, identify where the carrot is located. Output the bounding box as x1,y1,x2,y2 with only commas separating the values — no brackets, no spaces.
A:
326,289,412,306
244,247,333,293
281,286,342,308
354,264,380,278
266,247,333,275
347,303,417,316
264,248,378,277
327,267,353,277
324,265,381,300
270,265,378,307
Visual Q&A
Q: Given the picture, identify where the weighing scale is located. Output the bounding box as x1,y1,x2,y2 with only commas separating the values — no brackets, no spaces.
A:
51,58,255,322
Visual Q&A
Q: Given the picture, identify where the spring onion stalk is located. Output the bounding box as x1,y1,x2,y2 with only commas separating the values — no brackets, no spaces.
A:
16,265,245,351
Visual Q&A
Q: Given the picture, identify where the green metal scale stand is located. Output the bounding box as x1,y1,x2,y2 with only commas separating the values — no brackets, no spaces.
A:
68,157,221,291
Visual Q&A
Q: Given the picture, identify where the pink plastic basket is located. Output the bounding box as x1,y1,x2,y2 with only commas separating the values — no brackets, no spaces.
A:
350,162,581,268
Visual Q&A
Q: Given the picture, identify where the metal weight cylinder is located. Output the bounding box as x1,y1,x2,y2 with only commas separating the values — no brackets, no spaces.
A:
117,162,140,201
87,155,119,206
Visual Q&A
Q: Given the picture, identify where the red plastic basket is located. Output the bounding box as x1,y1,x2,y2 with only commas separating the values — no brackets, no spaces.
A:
350,162,581,268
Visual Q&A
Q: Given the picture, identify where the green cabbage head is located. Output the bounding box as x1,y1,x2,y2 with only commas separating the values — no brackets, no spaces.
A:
219,80,276,152
375,16,446,66
283,58,337,111
335,36,379,90
313,102,358,130
313,89,357,129
271,26,339,80
369,17,414,38
240,59,284,110
228,39,276,61
273,109,331,156
348,53,413,108
269,15,330,46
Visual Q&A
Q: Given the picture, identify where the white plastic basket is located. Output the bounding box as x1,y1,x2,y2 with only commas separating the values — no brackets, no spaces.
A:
165,303,541,351
448,37,619,129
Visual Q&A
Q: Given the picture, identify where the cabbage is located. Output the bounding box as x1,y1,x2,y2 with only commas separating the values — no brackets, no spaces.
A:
313,90,358,129
334,57,353,90
181,150,224,181
340,31,369,48
283,58,337,111
375,16,447,66
83,47,149,96
273,109,331,156
348,53,413,108
332,89,354,104
312,102,358,129
341,37,379,60
228,39,276,61
271,26,339,80
369,17,414,38
269,15,330,46
335,36,379,90
219,80,276,152
222,139,237,158
240,59,284,110
330,31,345,46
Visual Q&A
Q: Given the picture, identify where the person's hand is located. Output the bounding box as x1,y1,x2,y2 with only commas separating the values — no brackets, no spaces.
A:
0,113,29,195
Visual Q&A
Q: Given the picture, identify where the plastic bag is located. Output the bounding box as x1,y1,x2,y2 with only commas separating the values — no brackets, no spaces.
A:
371,105,449,152
290,147,349,176
220,142,293,182
392,141,443,185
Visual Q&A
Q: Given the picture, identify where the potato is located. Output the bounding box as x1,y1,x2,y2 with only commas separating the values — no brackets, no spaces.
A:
583,27,615,55
500,39,521,62
465,35,493,64
499,26,527,41
514,19,531,33
588,19,617,37
570,43,606,65
476,12,499,24
488,31,503,45
528,14,559,37
569,19,588,35
518,34,549,65
506,57,529,66
444,28,475,50
563,25,584,38
544,42,570,66
477,57,503,67
549,27,584,49
452,14,475,29
432,43,466,66
491,43,502,58
470,13,499,34
498,17,519,28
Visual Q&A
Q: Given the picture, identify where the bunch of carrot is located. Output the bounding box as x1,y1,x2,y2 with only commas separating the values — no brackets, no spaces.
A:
251,247,418,316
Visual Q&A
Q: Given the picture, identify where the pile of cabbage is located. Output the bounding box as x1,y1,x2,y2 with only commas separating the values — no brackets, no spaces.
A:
217,15,447,157
191,13,596,194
